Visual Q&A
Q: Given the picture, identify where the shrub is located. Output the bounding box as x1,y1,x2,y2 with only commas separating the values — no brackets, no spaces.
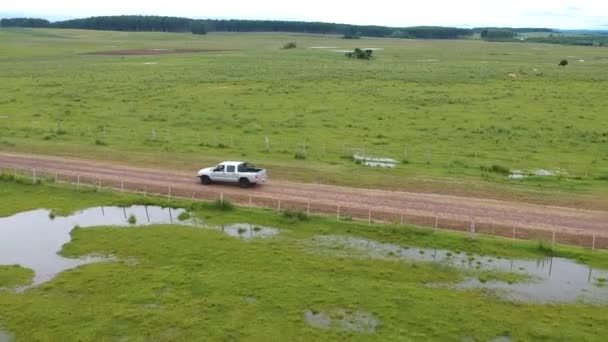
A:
177,211,191,221
283,209,308,221
95,138,108,146
127,214,137,224
480,164,510,175
558,59,568,67
294,151,306,160
345,48,373,60
282,42,297,49
214,198,234,211
536,240,554,255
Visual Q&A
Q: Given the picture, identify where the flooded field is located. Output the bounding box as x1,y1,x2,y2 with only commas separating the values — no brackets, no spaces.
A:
306,235,608,303
0,206,280,289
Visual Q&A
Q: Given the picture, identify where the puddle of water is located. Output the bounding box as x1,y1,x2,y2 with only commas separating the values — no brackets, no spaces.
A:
304,309,378,333
0,206,281,289
219,223,279,240
509,169,566,179
0,330,12,342
353,154,397,168
308,235,608,303
0,206,189,288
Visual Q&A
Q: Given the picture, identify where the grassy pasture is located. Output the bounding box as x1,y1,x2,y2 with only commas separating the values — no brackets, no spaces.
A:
0,28,607,205
2,180,608,340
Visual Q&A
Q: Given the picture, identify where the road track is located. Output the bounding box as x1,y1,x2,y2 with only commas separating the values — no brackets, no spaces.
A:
1,152,607,238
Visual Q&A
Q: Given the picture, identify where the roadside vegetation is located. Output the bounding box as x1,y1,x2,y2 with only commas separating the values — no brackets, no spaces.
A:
1,178,608,340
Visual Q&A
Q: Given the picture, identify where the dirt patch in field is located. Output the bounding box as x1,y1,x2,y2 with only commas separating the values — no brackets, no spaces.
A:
84,49,235,56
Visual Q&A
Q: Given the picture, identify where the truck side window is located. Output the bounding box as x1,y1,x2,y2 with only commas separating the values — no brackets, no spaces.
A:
227,165,235,173
214,165,225,172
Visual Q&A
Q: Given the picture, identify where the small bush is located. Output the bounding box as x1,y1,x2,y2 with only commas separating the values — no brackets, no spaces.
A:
214,198,234,211
95,138,108,146
558,59,568,67
480,164,510,175
177,211,191,221
345,48,373,60
127,214,137,224
49,210,57,220
283,209,308,221
237,227,247,235
536,240,554,255
294,151,306,160
282,42,297,49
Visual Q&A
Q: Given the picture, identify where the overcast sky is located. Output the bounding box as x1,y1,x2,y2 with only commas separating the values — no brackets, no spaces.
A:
2,0,608,29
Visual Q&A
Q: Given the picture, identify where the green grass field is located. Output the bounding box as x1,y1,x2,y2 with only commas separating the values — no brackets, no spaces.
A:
2,179,608,340
0,28,607,206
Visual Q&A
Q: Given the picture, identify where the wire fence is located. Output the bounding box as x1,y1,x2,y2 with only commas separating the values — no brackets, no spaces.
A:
2,165,607,250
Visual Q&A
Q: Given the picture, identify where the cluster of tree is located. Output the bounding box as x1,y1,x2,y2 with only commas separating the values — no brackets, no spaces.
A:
474,27,555,34
345,48,373,60
53,16,193,32
191,20,207,35
0,15,475,39
0,18,51,28
480,29,517,41
389,26,473,39
525,34,608,47
342,32,362,39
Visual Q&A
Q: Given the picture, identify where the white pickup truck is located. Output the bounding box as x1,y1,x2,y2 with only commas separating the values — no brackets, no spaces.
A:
197,161,267,188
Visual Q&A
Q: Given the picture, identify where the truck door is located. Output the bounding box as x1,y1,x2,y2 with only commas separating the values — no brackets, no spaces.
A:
225,164,239,183
210,164,226,181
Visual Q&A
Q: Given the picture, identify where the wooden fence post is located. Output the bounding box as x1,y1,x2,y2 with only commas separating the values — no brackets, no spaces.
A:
368,209,371,225
593,235,596,251
400,215,403,226
434,215,438,230
552,230,556,249
307,199,311,217
55,172,58,183
277,199,281,213
337,206,341,221
144,185,147,197
32,168,36,184
191,192,195,201
121,179,124,193
77,175,80,191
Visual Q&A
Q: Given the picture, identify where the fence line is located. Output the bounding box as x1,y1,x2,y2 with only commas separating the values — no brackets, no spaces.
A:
2,165,606,251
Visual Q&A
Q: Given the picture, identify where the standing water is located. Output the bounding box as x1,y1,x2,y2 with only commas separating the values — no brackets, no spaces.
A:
308,235,608,303
0,206,189,288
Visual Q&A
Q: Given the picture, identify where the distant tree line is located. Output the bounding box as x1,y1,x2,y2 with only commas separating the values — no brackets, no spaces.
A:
479,29,517,41
525,34,608,47
0,15,477,39
0,18,51,28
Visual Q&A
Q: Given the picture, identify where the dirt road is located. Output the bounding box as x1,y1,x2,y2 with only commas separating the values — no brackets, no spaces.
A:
1,152,607,237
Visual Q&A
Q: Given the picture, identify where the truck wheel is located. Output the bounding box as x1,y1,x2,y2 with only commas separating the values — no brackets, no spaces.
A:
239,178,251,188
200,176,212,185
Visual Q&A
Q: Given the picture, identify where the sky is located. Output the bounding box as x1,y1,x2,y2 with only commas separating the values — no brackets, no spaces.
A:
2,0,608,29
